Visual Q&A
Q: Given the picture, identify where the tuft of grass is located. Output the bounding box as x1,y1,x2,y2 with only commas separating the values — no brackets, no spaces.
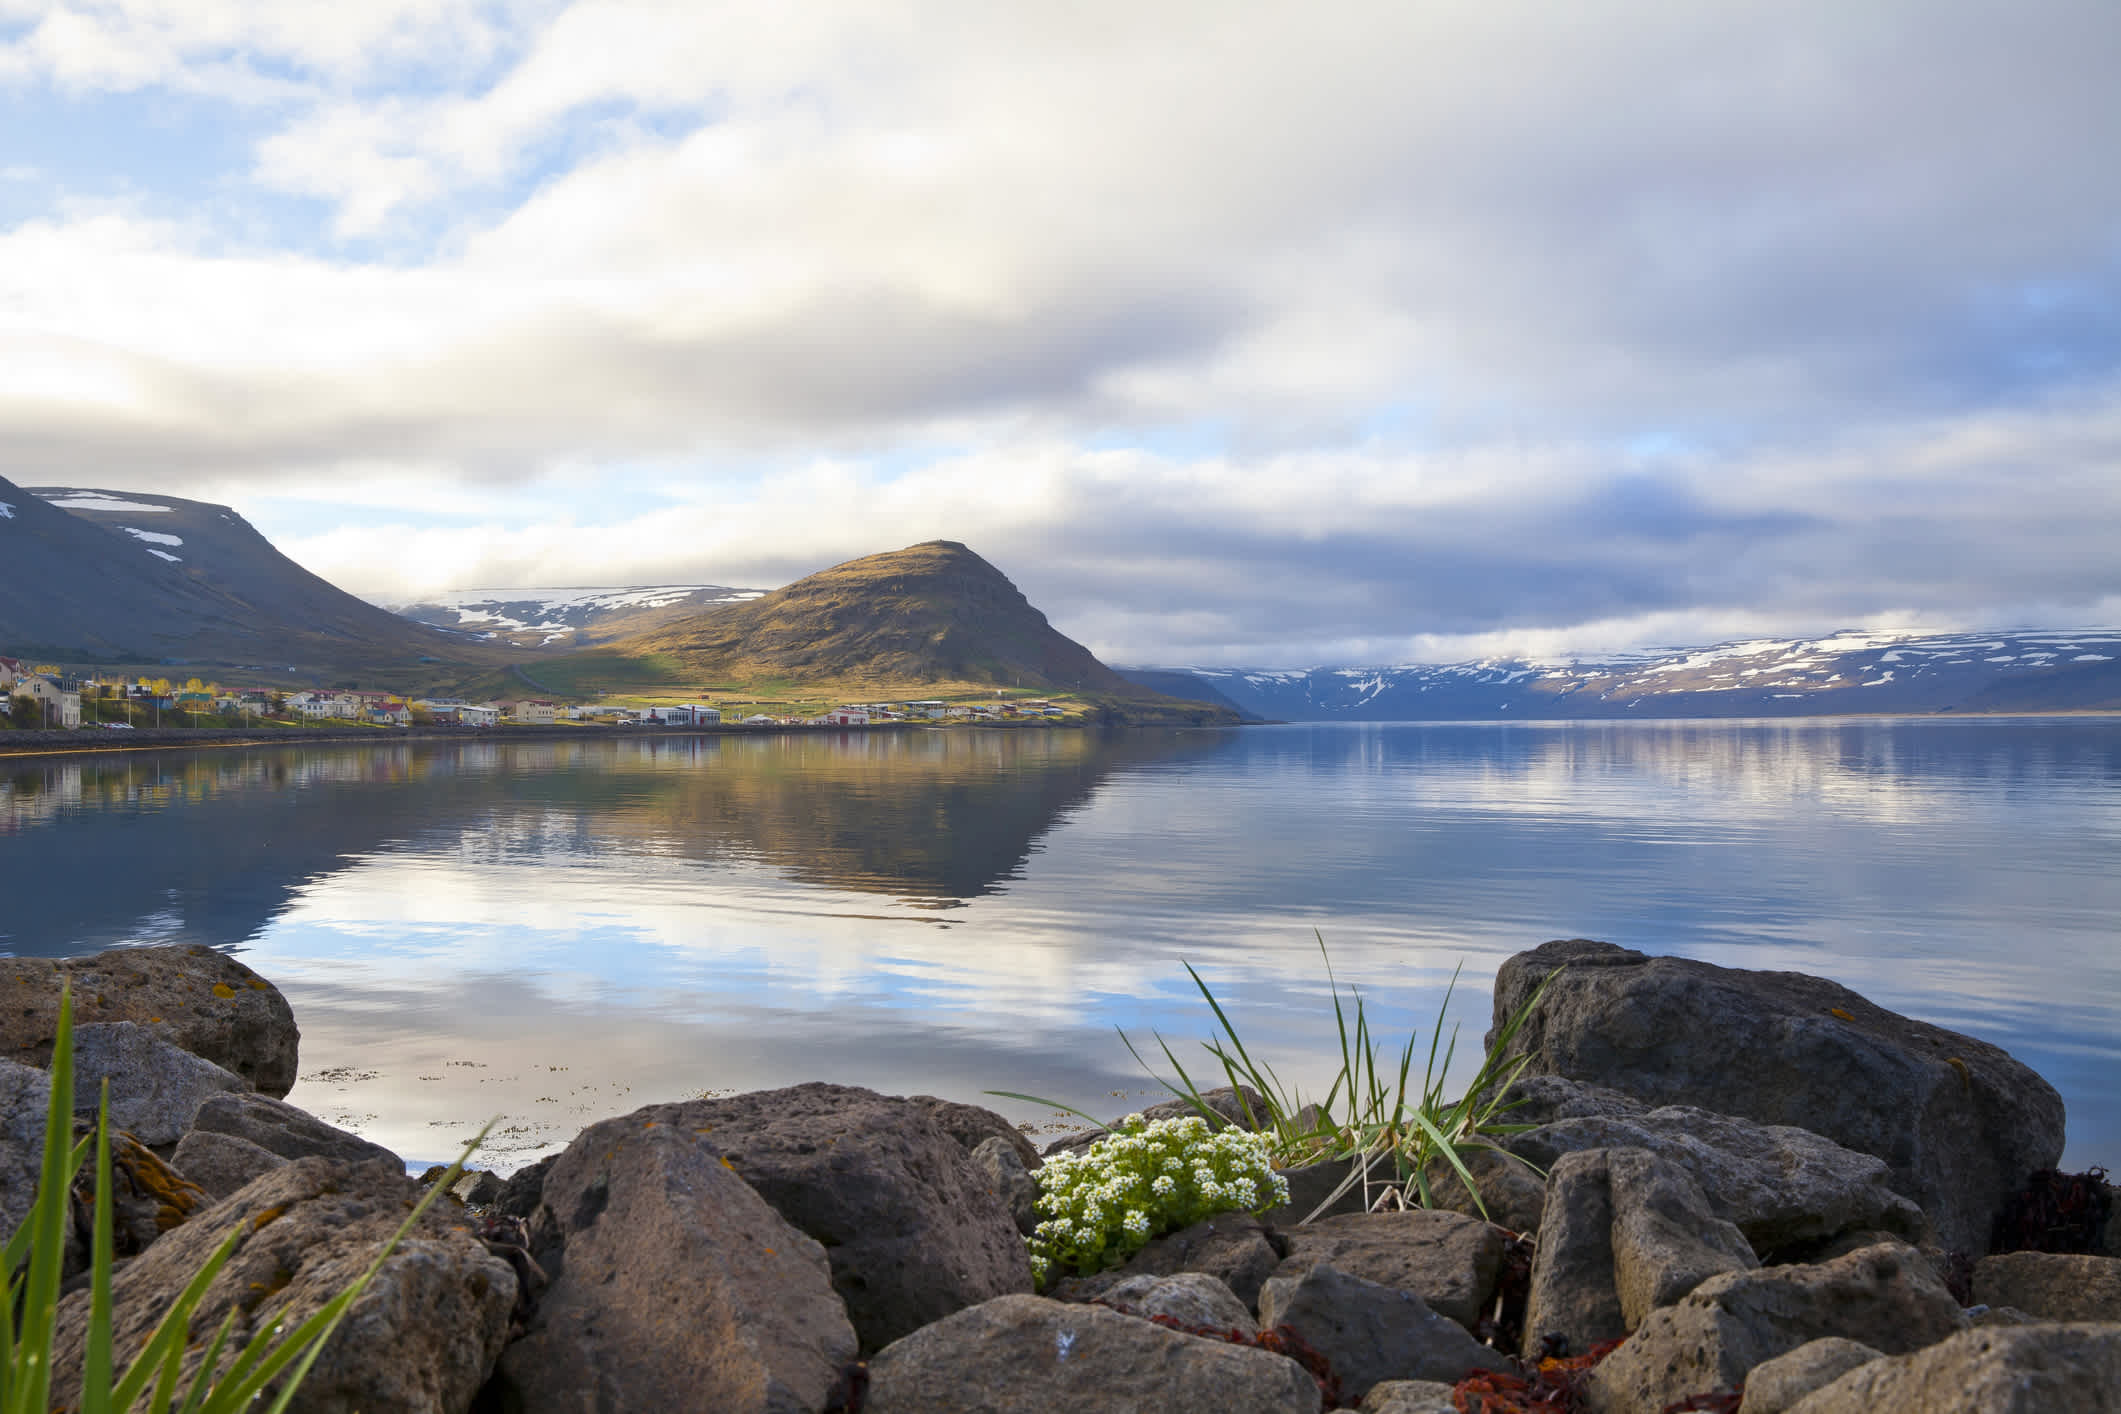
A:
993,934,1558,1225
1,983,488,1414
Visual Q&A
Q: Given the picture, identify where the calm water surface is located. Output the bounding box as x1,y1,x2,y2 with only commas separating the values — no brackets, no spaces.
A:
3,720,2116,1171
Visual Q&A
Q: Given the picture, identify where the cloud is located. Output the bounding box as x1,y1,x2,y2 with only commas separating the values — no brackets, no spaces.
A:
2,0,2119,662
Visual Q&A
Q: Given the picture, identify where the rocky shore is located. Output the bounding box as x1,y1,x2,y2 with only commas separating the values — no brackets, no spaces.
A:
2,939,2116,1412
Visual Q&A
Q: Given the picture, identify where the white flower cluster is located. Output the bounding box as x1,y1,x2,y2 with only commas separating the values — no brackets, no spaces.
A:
1026,1113,1289,1285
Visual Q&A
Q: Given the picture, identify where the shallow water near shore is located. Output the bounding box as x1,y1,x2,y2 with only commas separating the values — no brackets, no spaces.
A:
3,718,2117,1173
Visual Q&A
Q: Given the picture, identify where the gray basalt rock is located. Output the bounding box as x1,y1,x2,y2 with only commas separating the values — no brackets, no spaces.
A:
1257,1263,1514,1401
1606,1147,1758,1326
1523,1150,1628,1357
1420,1145,1547,1233
971,1134,1041,1235
1273,1209,1506,1331
1359,1380,1461,1413
1488,940,2065,1255
494,1109,857,1414
51,1157,514,1413
1581,1241,1968,1414
491,1153,553,1219
1491,1074,1648,1127
1784,1324,2121,1413
861,1293,1323,1413
1736,1337,1883,1414
71,1021,249,1146
909,1095,1042,1170
1264,1157,1392,1226
0,1061,51,1241
1052,1212,1284,1313
186,1090,401,1167
1972,1251,2121,1322
1511,1105,1928,1253
170,1128,288,1199
642,1082,1031,1351
1093,1271,1254,1332
0,945,299,1096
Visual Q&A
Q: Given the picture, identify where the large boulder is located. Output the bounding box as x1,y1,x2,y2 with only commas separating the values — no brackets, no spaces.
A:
1091,1271,1255,1332
1972,1251,2121,1322
1784,1323,2121,1413
1488,940,2065,1253
1510,1104,1927,1253
861,1293,1323,1413
0,1060,51,1240
1272,1209,1506,1331
0,946,299,1096
184,1091,401,1167
1256,1263,1514,1401
1418,1145,1547,1233
1580,1241,1967,1414
71,1021,249,1146
494,1109,858,1414
908,1095,1042,1170
1523,1150,1628,1357
1052,1213,1284,1313
639,1083,1030,1351
1736,1337,1883,1414
51,1157,515,1413
970,1135,1041,1235
169,1129,287,1200
1605,1147,1758,1327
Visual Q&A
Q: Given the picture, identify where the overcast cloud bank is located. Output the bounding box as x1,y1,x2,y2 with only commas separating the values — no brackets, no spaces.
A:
3,0,2117,663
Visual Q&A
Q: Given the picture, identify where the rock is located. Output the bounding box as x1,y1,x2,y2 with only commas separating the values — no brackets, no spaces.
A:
1523,1150,1628,1357
640,1083,1031,1351
1581,1241,1967,1414
494,1109,857,1414
1042,1086,1271,1157
92,1130,211,1256
1273,1209,1506,1331
1488,940,2065,1254
1491,1074,1648,1126
1359,1380,1460,1413
1968,1303,2041,1326
1784,1323,2121,1413
491,1153,552,1219
51,1157,514,1413
909,1094,1042,1170
1051,1213,1285,1313
1735,1337,1883,1414
1606,1147,1758,1326
861,1293,1323,1413
451,1169,505,1206
1265,1157,1398,1227
1093,1271,1255,1332
70,1021,250,1146
0,1060,51,1240
170,1128,287,1199
0,946,299,1096
1510,1105,1928,1253
1420,1145,1546,1233
1973,1251,2121,1322
971,1135,1041,1235
1257,1262,1514,1401
185,1090,401,1167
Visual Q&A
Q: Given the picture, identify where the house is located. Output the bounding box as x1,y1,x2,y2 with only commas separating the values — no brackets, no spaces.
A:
459,704,501,727
741,714,776,725
0,657,24,691
825,708,870,727
640,704,720,726
506,699,558,725
17,674,82,728
368,701,412,726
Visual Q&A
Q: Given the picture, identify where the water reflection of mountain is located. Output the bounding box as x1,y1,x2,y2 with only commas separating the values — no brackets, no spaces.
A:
0,729,1236,956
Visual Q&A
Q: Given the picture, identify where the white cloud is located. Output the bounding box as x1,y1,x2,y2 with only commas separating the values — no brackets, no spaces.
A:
2,0,2118,661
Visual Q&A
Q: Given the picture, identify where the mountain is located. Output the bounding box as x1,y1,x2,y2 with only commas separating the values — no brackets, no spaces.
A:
1125,628,2121,720
1,480,514,676
555,541,1219,716
383,584,768,650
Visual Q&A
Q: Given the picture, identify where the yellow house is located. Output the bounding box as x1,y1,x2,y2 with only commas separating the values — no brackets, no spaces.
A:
18,675,81,728
508,699,558,725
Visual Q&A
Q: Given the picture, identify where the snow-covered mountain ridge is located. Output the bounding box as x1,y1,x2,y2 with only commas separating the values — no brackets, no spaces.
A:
381,585,767,649
1122,628,2121,720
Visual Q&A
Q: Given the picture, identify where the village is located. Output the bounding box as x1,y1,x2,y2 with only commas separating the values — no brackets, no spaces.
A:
0,656,1077,733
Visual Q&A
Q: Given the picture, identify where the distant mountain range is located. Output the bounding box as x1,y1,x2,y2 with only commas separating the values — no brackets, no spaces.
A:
1121,629,2121,721
382,585,769,650
0,478,512,676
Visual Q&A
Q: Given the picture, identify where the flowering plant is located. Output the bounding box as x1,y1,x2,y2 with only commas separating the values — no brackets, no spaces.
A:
1026,1113,1288,1285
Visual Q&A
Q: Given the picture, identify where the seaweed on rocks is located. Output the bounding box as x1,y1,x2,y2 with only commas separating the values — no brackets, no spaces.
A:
1988,1166,2112,1255
1450,1336,1623,1412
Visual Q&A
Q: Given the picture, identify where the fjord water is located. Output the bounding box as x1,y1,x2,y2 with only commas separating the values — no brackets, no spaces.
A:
3,719,2116,1173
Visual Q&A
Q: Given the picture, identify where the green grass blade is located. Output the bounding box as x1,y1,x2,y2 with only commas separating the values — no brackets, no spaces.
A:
80,1083,116,1414
981,1090,1110,1134
174,1309,240,1414
13,985,78,1414
106,1228,244,1414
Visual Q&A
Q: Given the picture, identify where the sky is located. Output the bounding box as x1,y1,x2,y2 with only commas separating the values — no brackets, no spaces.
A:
3,0,2119,667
